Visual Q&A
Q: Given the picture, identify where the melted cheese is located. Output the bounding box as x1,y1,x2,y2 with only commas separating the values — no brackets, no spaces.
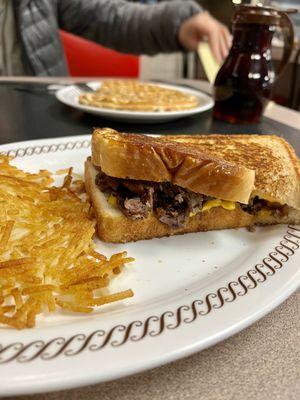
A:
189,199,236,217
202,199,236,212
107,193,117,207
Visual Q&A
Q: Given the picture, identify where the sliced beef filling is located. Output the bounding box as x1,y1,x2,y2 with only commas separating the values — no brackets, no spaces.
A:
240,197,265,215
240,196,288,217
95,171,208,228
153,183,190,229
95,171,288,226
118,186,154,220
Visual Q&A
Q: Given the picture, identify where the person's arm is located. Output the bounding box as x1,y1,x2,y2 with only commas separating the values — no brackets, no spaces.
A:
57,0,202,55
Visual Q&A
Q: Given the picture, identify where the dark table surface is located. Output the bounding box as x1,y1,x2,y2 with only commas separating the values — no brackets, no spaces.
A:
0,82,299,154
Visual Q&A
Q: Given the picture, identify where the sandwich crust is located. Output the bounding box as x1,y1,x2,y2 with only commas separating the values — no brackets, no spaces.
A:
92,128,255,204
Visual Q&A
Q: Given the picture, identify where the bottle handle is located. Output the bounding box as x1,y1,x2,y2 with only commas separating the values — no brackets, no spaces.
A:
276,11,295,77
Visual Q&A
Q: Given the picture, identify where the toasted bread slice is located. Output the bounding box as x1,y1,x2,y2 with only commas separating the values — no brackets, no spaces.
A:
85,160,300,243
92,128,255,204
161,134,300,210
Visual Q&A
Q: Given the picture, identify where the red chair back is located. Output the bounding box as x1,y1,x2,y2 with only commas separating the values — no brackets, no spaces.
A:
60,30,139,77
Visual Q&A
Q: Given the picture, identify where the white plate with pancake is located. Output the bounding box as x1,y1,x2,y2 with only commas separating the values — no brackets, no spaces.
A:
0,135,299,396
55,81,214,123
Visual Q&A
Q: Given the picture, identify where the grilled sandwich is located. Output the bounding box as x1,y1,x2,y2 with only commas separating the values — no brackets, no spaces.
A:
85,129,299,242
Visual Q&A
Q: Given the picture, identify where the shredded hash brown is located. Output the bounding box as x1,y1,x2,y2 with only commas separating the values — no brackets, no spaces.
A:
0,156,134,329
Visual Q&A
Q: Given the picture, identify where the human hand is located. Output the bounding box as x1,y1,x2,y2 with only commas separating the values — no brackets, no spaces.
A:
178,12,232,64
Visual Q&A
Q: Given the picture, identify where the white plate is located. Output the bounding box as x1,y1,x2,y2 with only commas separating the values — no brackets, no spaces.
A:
55,81,214,123
0,136,299,396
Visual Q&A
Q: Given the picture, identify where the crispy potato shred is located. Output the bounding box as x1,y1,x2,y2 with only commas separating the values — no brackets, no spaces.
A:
0,156,134,329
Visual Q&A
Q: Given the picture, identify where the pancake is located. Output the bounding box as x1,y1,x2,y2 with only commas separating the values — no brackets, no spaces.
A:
79,80,200,112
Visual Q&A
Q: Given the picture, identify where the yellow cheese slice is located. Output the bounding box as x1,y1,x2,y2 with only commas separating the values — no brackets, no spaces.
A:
202,199,236,212
107,193,117,207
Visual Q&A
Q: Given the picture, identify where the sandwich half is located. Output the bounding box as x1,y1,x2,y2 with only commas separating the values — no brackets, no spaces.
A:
85,128,286,242
85,128,300,243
